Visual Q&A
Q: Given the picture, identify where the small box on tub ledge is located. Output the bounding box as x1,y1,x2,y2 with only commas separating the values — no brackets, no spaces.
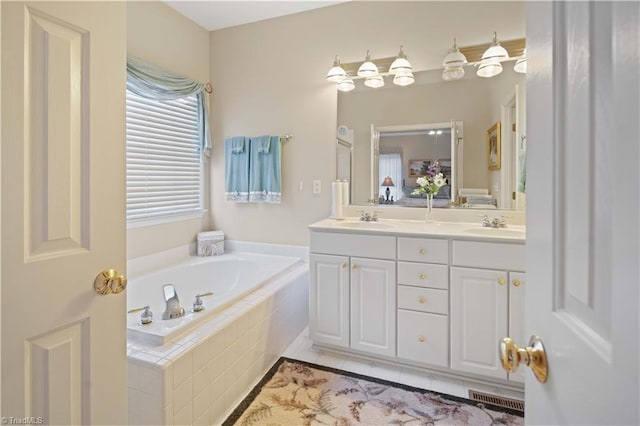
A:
197,230,224,256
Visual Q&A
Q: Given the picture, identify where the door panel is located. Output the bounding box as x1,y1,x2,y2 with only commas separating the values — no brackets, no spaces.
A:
526,1,639,423
1,2,127,424
350,257,396,357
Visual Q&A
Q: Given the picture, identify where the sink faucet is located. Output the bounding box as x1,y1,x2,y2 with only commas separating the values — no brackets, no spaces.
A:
360,210,379,222
481,215,507,228
162,284,185,320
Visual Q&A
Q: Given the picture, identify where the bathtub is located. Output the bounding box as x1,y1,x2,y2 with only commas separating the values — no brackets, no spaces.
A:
127,252,302,345
127,243,309,425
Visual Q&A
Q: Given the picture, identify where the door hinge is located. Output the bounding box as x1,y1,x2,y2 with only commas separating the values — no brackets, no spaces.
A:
512,123,516,132
512,191,516,200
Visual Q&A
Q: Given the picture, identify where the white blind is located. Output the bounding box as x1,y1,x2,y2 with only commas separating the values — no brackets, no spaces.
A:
126,90,202,221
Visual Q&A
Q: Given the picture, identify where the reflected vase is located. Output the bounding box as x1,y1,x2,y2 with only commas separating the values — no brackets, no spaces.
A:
425,193,434,222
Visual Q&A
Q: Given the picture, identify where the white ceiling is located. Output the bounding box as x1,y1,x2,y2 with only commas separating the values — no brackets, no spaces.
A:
165,1,348,31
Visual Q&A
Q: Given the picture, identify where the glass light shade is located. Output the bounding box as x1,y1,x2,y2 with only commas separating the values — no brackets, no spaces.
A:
326,55,346,82
336,77,355,92
357,50,378,77
381,176,395,187
364,75,385,88
442,66,465,81
389,46,412,75
393,69,414,86
514,56,527,74
443,49,467,68
476,59,503,78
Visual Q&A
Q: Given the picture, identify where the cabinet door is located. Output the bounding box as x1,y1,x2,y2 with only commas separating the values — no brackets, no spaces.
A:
451,267,508,379
508,272,526,383
309,254,350,348
350,257,396,357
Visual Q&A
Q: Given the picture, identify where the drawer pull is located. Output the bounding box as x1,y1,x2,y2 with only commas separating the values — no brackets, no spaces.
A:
513,279,521,287
498,278,505,285
418,297,426,304
418,273,426,280
418,248,426,254
341,263,347,268
418,336,425,343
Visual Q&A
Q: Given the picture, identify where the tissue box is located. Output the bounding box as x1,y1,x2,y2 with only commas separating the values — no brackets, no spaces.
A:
197,230,224,256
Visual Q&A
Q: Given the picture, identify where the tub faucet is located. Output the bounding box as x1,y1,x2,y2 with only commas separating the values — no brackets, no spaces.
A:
162,284,185,320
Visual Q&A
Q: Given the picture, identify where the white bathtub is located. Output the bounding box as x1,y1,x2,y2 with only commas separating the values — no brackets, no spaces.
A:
127,243,309,425
127,252,302,345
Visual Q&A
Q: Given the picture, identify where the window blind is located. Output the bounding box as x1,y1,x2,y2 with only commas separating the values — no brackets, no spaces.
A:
126,90,202,221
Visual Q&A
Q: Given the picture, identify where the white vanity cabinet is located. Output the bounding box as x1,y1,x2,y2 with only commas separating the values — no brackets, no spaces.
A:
450,240,526,381
309,232,397,357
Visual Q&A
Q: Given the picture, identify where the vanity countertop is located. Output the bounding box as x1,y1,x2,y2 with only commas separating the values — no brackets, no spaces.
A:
308,217,526,242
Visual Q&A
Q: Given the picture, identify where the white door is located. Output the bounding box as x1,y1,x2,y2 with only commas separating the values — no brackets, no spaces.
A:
350,257,396,357
450,267,507,379
1,2,127,424
309,254,350,348
524,1,639,424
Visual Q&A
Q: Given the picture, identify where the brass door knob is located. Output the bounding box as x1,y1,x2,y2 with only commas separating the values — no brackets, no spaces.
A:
513,279,521,287
499,336,548,383
94,269,127,295
418,273,426,280
418,297,426,304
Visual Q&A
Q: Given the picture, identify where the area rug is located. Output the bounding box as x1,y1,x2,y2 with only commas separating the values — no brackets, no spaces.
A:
223,357,524,425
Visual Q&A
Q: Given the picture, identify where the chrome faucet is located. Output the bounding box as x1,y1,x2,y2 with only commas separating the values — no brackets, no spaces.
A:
360,210,379,222
162,284,185,320
481,215,508,228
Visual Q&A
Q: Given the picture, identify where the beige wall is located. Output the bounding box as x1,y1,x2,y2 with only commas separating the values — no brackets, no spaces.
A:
126,2,211,259
209,1,525,245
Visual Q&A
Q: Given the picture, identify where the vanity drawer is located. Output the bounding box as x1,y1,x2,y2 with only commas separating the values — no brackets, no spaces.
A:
452,240,525,271
397,262,448,289
310,231,396,260
397,309,448,367
397,237,449,264
398,286,448,315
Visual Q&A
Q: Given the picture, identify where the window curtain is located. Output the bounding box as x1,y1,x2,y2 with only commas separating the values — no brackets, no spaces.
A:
126,56,212,158
379,153,403,201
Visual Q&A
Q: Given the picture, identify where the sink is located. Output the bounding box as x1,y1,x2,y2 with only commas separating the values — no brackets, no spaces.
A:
340,221,394,229
463,228,526,238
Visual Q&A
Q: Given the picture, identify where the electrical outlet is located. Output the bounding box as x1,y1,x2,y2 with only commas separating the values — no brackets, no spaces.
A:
312,180,321,194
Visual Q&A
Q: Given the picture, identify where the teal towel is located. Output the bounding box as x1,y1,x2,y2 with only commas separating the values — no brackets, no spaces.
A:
249,135,281,203
225,137,250,202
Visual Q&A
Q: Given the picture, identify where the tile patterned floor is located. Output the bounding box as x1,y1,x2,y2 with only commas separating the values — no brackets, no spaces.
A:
282,327,525,402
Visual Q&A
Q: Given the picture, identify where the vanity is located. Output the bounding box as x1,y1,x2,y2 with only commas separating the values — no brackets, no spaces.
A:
308,216,526,388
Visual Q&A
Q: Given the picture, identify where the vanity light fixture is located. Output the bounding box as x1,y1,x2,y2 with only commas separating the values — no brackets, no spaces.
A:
442,38,468,81
389,46,412,75
336,76,355,92
357,50,379,77
364,75,385,88
513,48,527,73
393,68,415,87
476,32,508,78
477,59,503,78
326,55,347,82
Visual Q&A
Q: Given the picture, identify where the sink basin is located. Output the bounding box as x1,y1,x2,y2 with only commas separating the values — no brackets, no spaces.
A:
340,221,393,229
463,228,526,238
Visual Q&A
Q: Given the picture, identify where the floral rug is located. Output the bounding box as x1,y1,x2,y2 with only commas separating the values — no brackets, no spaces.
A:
223,357,524,426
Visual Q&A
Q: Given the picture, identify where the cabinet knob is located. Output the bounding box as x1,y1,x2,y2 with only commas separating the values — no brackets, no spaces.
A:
418,336,426,343
352,264,357,269
498,278,505,285
418,273,426,280
341,263,347,268
418,248,426,254
418,297,426,304
513,279,521,287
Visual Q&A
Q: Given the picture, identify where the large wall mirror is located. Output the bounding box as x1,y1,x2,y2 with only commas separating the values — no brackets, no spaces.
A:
337,65,526,210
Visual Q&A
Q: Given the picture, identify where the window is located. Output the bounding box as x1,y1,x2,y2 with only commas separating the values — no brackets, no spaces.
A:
126,90,203,222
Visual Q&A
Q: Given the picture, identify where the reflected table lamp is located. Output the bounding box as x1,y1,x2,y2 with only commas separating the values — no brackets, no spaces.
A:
382,176,395,202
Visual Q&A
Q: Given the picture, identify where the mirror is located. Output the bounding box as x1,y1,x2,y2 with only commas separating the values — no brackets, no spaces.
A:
337,65,526,210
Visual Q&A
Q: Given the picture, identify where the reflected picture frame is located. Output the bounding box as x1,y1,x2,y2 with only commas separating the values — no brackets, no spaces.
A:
487,121,501,170
408,159,433,177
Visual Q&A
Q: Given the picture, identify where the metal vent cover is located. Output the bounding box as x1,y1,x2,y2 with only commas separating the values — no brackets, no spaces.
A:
468,389,525,413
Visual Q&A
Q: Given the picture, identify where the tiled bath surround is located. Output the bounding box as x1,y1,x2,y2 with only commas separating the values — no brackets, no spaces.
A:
127,242,309,425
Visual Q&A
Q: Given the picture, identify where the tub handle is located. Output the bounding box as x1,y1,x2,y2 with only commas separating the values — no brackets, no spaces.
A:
128,305,154,325
193,292,214,313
